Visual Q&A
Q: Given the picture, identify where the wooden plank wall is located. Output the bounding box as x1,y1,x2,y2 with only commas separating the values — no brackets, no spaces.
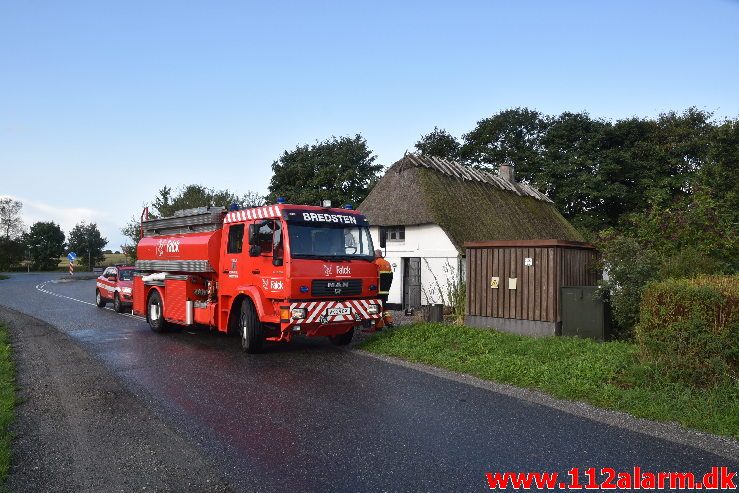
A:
467,247,556,322
559,248,600,287
466,246,598,323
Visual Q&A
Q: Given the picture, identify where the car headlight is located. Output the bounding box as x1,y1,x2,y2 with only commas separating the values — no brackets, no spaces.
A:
367,304,380,315
291,308,307,320
122,287,132,294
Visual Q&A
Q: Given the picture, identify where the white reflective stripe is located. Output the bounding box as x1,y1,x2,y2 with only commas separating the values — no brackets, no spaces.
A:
269,206,276,217
306,302,327,323
239,210,245,221
352,300,369,319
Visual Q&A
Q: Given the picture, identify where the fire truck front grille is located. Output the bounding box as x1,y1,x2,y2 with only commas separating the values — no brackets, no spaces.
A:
311,279,362,297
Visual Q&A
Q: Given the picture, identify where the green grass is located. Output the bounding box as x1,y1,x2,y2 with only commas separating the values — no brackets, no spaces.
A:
0,324,15,485
361,323,739,438
0,276,8,281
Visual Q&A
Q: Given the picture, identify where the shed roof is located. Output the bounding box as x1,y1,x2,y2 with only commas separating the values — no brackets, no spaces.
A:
358,154,583,252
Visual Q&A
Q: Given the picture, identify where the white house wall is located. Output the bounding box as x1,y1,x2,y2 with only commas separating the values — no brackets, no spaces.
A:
369,224,460,306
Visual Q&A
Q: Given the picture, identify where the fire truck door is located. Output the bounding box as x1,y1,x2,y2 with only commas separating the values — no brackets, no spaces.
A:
248,219,286,300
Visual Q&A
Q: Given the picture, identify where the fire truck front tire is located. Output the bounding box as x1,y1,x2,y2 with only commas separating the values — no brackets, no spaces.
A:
147,291,169,333
330,328,354,346
239,299,263,353
95,289,106,308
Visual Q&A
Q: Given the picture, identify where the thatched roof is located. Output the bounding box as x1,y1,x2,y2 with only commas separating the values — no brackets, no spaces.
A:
359,154,583,252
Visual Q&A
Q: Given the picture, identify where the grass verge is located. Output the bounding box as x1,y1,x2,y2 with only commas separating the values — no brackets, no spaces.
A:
361,323,739,439
0,324,14,485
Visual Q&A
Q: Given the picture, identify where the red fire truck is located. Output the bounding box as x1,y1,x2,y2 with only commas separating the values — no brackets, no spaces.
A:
133,203,382,352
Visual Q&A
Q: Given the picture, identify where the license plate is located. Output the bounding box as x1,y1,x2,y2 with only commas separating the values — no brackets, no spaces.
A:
326,307,351,316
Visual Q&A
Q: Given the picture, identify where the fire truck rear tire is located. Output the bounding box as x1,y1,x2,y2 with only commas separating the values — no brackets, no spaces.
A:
330,328,354,346
239,299,263,353
147,290,168,333
95,289,106,308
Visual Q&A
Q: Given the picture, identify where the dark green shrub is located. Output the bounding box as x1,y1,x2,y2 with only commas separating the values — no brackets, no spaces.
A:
636,276,738,386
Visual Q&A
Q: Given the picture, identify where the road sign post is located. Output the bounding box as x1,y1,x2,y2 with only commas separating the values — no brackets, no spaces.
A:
67,252,77,276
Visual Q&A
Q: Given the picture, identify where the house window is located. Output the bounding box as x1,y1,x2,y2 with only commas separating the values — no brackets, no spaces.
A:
384,226,405,241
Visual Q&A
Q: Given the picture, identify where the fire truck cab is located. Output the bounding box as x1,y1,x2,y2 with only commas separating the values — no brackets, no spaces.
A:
133,203,382,352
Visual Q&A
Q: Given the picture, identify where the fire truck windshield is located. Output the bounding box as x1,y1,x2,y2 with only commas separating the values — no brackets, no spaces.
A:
288,224,374,260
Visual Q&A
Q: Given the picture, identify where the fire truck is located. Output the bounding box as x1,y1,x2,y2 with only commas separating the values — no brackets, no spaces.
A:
133,202,382,352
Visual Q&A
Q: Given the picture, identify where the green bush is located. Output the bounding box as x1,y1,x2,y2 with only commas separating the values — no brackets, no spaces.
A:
636,276,738,386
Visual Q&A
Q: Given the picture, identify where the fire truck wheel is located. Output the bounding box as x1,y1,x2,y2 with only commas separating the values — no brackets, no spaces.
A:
330,328,354,346
113,293,124,313
239,299,263,353
95,289,106,308
147,291,168,333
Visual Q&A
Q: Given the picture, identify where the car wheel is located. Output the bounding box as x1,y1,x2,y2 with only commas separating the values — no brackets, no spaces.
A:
95,289,106,308
113,293,123,313
239,299,263,353
147,290,168,333
330,328,354,346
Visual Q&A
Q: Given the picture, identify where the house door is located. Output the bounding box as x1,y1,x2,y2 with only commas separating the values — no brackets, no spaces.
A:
403,257,421,308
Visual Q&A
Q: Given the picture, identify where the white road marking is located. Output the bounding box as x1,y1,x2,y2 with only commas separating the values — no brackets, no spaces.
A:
36,280,146,321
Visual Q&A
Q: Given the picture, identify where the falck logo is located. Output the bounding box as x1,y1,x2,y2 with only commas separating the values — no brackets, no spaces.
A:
156,239,181,257
323,264,332,277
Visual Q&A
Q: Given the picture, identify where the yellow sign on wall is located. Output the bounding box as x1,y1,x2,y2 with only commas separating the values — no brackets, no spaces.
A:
490,276,499,289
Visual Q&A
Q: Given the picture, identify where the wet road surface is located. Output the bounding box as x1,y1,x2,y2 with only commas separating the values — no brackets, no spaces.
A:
0,273,736,492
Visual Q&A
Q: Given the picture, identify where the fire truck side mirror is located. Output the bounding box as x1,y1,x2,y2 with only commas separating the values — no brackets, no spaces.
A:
248,224,259,245
249,245,261,257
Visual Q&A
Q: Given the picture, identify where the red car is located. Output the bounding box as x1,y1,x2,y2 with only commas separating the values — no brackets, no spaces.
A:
96,265,134,313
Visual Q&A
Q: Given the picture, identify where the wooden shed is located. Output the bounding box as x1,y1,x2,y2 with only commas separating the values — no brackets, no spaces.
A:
464,240,599,336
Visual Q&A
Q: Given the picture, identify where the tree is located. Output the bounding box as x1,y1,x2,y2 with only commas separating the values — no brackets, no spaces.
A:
68,222,107,269
241,190,265,208
459,108,549,181
415,127,461,159
0,197,25,239
26,221,66,271
120,217,141,262
151,184,242,217
0,237,25,271
537,112,607,231
267,134,382,207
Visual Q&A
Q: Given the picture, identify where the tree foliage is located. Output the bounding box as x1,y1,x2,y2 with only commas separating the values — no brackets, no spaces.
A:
0,197,25,239
267,134,382,207
26,221,66,271
0,237,25,271
68,222,108,268
460,107,549,182
415,127,460,159
151,185,242,217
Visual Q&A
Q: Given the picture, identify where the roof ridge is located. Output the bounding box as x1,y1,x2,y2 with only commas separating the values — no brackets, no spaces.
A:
400,153,551,203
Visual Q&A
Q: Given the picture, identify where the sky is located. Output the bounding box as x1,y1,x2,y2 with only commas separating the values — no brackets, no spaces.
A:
1,0,738,250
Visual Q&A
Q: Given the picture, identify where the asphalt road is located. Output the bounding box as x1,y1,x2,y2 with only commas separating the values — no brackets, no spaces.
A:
0,272,737,492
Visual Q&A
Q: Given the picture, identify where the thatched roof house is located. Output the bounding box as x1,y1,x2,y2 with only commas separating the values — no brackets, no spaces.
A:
359,154,582,253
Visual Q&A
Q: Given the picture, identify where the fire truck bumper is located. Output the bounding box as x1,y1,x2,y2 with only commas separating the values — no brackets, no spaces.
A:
281,299,383,337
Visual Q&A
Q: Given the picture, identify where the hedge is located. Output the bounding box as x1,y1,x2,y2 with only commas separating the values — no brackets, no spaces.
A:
636,275,738,386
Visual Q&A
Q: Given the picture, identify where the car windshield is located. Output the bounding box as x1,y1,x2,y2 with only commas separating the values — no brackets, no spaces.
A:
288,224,374,260
118,269,133,281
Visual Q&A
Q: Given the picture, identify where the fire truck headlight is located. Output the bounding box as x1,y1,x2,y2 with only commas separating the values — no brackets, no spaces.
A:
367,304,380,315
122,287,132,294
291,308,307,320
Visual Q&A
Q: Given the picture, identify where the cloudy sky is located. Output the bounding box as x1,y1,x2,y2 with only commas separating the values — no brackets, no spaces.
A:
1,0,738,250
